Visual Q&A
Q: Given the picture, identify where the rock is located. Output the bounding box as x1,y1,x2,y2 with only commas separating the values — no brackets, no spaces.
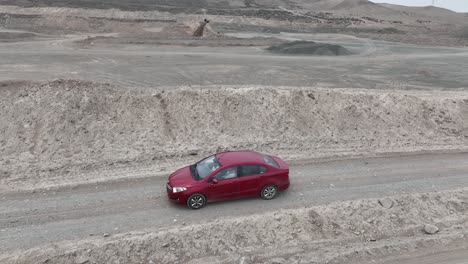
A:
162,243,169,248
239,256,246,264
424,224,439,234
103,233,110,237
271,258,286,264
75,257,89,264
378,198,394,209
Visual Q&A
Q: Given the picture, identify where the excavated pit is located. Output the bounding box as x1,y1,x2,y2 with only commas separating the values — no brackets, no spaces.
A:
1,80,468,190
267,41,354,56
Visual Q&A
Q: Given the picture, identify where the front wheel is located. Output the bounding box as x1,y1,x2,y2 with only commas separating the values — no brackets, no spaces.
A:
187,194,206,209
260,185,278,200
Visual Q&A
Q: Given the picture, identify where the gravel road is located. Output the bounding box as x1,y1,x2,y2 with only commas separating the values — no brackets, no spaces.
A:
1,152,467,253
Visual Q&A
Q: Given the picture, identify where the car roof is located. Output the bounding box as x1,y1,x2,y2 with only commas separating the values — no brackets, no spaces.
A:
216,151,264,167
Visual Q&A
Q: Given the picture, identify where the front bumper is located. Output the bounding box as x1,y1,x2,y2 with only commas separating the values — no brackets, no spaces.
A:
166,183,188,205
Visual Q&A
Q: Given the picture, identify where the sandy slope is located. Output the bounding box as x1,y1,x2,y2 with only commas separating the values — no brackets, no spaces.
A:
1,80,467,190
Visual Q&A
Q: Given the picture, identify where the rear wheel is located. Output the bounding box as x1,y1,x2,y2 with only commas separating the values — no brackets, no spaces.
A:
187,194,206,209
260,185,278,200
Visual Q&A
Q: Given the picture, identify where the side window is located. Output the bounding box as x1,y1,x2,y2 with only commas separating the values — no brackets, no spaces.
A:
214,167,238,181
240,165,266,177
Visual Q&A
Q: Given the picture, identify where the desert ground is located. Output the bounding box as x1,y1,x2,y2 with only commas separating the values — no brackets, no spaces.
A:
1,0,468,263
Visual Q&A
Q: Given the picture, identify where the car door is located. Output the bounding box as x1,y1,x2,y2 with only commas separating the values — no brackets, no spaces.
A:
237,165,266,197
205,166,240,201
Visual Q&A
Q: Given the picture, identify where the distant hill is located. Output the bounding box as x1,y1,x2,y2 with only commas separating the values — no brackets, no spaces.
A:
265,0,375,11
1,0,466,22
374,2,468,23
331,0,375,10
378,3,459,16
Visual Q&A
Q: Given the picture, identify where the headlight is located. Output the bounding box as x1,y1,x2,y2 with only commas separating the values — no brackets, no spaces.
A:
173,187,187,193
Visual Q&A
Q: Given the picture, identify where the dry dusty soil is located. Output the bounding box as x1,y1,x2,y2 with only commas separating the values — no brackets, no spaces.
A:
1,1,468,263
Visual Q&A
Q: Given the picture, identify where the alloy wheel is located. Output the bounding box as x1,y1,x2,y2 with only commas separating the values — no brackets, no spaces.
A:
262,185,277,199
188,194,205,209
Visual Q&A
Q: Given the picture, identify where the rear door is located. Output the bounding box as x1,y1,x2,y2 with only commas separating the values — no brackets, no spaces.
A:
205,166,239,201
237,165,266,197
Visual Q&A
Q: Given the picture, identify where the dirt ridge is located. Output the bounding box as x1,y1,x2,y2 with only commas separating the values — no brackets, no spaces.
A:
1,80,468,190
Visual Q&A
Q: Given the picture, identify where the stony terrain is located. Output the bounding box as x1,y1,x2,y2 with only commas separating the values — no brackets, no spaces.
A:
1,0,468,46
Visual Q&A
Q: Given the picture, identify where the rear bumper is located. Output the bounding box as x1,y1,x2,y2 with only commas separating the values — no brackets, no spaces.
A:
279,179,290,191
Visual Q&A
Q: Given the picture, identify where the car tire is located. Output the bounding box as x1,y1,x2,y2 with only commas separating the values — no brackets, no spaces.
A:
260,185,278,200
187,194,206,209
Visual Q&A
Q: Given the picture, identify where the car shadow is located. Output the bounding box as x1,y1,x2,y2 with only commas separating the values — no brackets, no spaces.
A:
165,190,290,211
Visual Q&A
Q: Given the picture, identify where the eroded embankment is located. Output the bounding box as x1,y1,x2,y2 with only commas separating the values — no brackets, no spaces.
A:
2,189,467,264
1,80,468,190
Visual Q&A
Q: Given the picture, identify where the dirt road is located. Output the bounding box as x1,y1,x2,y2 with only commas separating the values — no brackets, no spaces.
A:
1,31,468,89
1,152,467,254
382,248,468,264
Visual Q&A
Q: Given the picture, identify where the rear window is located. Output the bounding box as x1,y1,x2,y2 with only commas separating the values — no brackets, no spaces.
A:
261,154,280,168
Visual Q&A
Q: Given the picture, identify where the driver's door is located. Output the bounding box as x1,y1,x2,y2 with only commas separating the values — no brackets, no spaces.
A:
205,166,239,201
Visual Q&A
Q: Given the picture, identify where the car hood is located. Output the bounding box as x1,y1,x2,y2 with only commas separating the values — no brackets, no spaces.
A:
168,166,197,186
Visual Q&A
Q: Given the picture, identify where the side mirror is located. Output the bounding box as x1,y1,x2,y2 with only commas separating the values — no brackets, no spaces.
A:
211,178,218,184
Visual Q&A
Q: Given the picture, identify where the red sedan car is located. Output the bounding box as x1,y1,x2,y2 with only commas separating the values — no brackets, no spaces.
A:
166,151,289,209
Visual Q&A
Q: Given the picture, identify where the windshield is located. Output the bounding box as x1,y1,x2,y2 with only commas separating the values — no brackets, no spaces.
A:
195,155,221,180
